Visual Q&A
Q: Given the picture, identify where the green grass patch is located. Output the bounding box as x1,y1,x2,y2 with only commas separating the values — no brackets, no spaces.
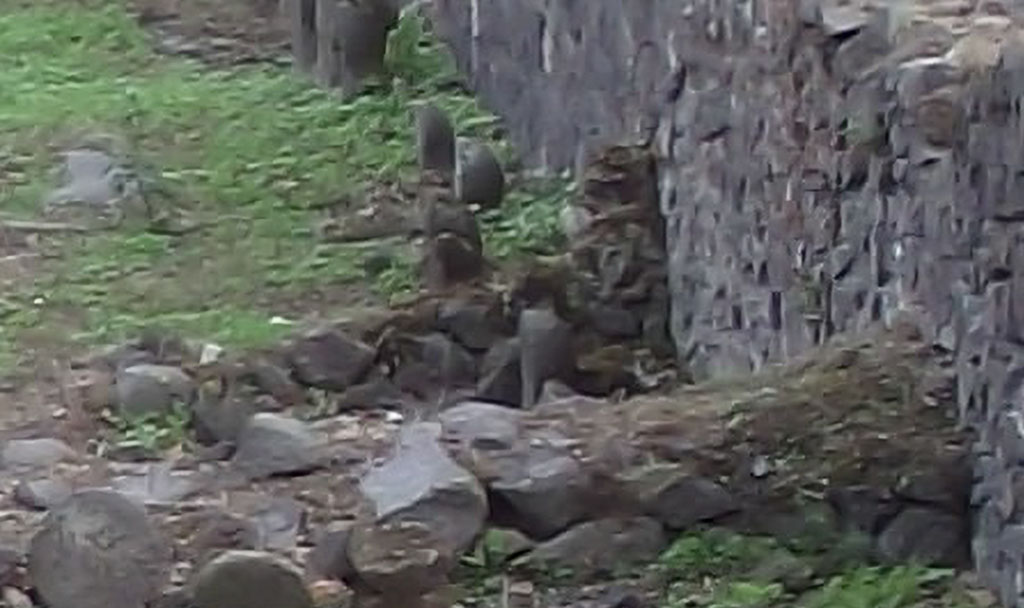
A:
104,401,191,454
654,529,980,608
0,0,572,369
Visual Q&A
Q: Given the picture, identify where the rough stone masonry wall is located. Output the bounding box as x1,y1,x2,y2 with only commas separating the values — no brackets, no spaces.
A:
427,0,1024,604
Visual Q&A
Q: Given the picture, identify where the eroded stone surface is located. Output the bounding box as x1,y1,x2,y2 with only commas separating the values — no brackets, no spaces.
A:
191,550,313,608
28,489,172,608
231,413,326,479
350,422,487,595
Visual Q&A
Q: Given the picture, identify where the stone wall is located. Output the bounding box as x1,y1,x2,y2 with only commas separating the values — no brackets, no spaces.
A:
426,0,1024,604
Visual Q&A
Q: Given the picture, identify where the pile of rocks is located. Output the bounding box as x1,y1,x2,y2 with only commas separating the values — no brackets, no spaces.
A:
0,320,971,608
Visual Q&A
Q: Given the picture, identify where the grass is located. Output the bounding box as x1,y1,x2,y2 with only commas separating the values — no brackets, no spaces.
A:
103,401,191,454
0,0,571,371
655,529,983,608
453,526,988,608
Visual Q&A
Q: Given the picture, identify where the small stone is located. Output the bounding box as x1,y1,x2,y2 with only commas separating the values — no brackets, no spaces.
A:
28,489,173,608
1,587,32,608
0,548,22,588
420,231,485,289
308,522,355,581
518,308,574,408
521,517,666,575
68,368,115,413
588,304,641,339
188,510,259,566
232,414,326,479
115,364,196,419
14,478,72,510
350,423,488,595
334,378,411,412
440,401,591,539
479,527,536,563
820,4,869,37
636,469,738,529
285,329,376,392
191,550,313,608
476,338,522,406
437,299,506,351
876,507,969,567
2,438,78,470
537,379,581,405
191,390,255,445
110,463,206,506
412,333,478,389
826,486,901,535
308,579,353,608
244,357,306,408
249,496,306,552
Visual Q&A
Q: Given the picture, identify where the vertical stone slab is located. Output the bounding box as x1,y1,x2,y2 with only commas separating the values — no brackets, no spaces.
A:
315,0,397,97
284,0,318,74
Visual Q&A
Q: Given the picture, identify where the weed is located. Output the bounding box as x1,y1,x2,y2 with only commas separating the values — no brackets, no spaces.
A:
480,176,573,259
658,528,782,581
106,402,191,453
800,566,954,608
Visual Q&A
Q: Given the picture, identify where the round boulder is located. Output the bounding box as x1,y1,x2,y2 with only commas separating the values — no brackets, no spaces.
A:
28,489,172,608
191,550,313,608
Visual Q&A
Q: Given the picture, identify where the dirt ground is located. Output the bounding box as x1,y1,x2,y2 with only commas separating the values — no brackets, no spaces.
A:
129,0,291,65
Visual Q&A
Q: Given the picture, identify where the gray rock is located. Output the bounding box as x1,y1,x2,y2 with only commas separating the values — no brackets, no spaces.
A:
478,527,536,563
87,343,155,373
413,333,479,388
249,497,306,552
43,148,140,225
2,587,31,608
893,466,970,514
0,547,22,588
191,550,313,608
440,401,592,539
189,510,259,566
454,138,506,210
820,4,870,37
110,463,206,506
28,489,172,608
537,379,582,405
350,422,488,595
518,308,574,408
588,304,642,339
285,328,376,392
476,338,522,406
14,478,72,510
115,364,196,419
520,517,666,575
2,438,79,470
875,507,969,568
243,357,306,408
639,473,738,529
152,588,193,608
232,413,326,479
826,486,901,535
191,391,255,445
308,521,355,581
420,227,485,289
437,299,506,351
334,377,412,411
